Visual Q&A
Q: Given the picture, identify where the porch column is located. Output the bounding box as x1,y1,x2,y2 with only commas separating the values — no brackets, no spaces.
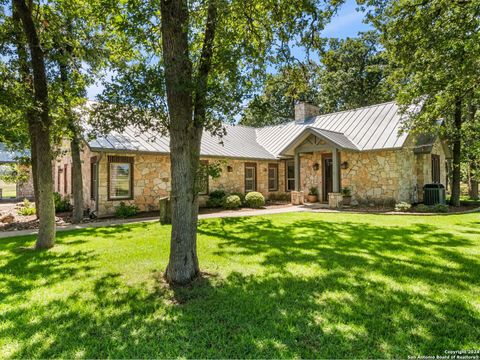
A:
332,148,340,193
294,150,300,191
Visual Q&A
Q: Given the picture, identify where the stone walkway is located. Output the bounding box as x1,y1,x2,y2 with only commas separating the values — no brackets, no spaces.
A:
0,205,322,239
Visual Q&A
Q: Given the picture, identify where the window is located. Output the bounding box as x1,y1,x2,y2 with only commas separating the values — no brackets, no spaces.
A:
244,163,257,192
108,156,133,200
57,166,62,192
431,154,440,183
64,164,68,194
197,160,209,195
90,157,97,200
286,160,295,191
268,163,278,191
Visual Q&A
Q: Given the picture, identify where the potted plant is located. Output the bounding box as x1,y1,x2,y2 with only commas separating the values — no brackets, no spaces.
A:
307,187,319,203
341,187,352,205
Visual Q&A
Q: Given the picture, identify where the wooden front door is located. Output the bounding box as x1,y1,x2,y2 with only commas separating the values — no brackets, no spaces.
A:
322,154,333,202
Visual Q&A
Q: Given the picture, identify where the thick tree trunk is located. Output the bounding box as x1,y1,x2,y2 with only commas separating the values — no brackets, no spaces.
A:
161,0,199,284
14,0,56,248
58,42,85,224
70,134,84,223
449,97,462,207
12,2,40,219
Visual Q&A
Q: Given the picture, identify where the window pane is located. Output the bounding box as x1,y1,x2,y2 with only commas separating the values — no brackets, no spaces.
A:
110,163,131,198
287,162,295,178
245,165,256,191
268,166,277,191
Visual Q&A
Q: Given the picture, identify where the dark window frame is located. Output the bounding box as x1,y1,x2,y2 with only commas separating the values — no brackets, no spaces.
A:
107,155,134,201
268,163,279,191
57,166,62,193
64,164,68,194
431,154,441,183
244,162,257,192
90,157,97,200
285,160,295,192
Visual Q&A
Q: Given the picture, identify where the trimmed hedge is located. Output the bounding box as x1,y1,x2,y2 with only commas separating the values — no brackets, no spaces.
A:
223,195,242,209
245,191,265,208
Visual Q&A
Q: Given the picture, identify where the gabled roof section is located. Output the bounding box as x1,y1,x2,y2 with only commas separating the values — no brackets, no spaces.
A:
278,127,359,156
256,101,420,156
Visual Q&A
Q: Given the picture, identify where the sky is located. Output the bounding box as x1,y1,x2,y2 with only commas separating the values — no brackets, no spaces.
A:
86,0,371,100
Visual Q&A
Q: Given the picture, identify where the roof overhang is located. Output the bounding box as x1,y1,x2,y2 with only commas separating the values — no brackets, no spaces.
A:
278,127,359,156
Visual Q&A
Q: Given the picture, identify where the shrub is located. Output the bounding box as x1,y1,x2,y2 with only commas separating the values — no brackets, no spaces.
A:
341,187,351,196
54,192,72,213
18,199,36,216
206,189,227,208
223,195,242,209
415,204,431,213
395,201,411,212
308,187,318,196
245,191,265,208
432,204,449,213
114,202,139,218
230,192,246,205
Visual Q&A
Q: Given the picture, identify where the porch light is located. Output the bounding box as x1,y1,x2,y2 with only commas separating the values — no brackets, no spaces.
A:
312,163,319,171
341,161,349,169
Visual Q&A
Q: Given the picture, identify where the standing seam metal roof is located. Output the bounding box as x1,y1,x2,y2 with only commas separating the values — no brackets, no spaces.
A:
88,101,416,159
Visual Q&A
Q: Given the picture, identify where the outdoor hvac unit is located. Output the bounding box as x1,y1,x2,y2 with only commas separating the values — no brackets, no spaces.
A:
423,183,446,205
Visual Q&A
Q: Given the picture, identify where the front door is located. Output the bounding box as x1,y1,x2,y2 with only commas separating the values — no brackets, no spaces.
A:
323,154,333,202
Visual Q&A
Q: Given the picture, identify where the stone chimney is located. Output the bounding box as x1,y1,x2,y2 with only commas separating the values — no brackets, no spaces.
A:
294,101,320,124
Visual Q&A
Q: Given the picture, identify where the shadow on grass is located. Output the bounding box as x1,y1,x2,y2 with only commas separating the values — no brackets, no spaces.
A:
1,215,479,358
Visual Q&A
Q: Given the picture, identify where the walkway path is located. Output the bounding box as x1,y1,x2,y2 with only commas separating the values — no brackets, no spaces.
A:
0,204,321,239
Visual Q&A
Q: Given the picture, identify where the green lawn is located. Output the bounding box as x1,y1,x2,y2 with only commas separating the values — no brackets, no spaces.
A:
1,212,479,358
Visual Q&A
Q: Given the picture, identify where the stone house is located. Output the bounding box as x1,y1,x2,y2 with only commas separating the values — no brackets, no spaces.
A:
54,101,450,216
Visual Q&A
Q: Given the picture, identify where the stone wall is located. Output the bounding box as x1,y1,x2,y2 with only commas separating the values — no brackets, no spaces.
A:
53,140,96,209
94,152,287,216
415,137,447,201
96,153,171,215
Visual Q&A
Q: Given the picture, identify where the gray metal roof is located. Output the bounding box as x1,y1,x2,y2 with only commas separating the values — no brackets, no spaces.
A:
0,143,28,163
88,124,277,160
88,101,419,159
256,101,420,157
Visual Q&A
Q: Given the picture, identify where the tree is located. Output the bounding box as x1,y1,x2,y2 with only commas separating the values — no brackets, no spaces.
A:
2,0,110,227
240,31,393,127
12,0,56,248
316,31,393,112
91,0,344,284
240,63,320,127
363,0,480,206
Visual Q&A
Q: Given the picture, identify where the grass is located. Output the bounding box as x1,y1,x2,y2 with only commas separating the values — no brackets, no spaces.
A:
1,212,479,358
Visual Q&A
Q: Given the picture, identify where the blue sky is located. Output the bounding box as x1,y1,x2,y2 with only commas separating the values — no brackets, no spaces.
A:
86,0,370,99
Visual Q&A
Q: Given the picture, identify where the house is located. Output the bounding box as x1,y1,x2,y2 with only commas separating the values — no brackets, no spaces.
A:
53,101,450,216
0,143,34,200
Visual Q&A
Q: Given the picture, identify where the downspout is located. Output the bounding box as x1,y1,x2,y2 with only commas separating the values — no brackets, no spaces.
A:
94,151,103,215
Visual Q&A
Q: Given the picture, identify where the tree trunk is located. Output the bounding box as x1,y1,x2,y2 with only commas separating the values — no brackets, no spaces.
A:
58,38,85,224
161,0,199,284
449,97,462,207
14,0,56,248
11,2,40,219
70,134,84,223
